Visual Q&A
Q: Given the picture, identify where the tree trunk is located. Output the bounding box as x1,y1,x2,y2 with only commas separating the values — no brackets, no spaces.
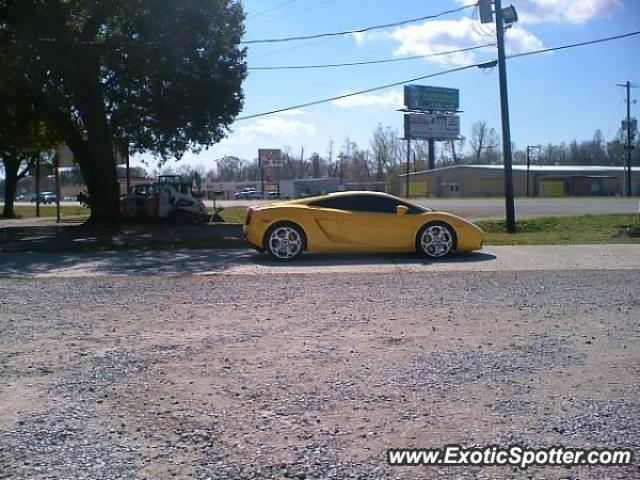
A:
1,155,20,218
74,74,120,224
81,136,119,224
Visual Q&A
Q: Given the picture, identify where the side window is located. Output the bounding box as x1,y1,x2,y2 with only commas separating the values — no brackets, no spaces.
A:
311,195,398,214
309,197,353,210
311,195,424,214
349,195,398,213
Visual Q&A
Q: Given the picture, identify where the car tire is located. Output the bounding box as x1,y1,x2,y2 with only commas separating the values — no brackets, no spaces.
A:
416,221,456,258
264,222,306,261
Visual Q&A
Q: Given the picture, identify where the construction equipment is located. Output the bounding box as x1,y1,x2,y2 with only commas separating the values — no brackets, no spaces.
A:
121,175,209,224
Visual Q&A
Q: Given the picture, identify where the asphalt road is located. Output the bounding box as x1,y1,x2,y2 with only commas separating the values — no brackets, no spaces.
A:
1,254,638,479
12,197,638,220
220,197,640,221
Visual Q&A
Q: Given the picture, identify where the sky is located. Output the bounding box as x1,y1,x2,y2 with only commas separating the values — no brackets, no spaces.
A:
136,0,640,171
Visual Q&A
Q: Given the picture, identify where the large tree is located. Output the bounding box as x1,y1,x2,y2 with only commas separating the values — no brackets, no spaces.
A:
0,0,246,223
0,54,59,218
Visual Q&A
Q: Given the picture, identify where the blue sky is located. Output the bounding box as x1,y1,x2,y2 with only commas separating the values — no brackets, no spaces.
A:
145,0,640,170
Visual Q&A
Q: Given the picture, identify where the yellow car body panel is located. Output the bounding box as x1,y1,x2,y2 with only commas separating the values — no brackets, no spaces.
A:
243,192,484,254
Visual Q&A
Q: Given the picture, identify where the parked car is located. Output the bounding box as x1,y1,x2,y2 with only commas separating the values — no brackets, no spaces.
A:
30,192,57,204
244,191,484,260
234,188,263,200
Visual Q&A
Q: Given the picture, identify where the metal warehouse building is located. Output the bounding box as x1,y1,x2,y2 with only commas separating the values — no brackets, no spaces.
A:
400,165,640,198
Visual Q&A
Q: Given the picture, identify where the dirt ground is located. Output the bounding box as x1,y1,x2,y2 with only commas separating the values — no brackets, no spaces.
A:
1,270,639,479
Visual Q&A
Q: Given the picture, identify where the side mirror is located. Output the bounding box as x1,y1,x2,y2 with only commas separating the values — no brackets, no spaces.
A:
396,205,409,215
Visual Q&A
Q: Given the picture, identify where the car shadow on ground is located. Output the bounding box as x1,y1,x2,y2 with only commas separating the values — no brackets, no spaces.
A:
0,249,496,277
251,251,497,267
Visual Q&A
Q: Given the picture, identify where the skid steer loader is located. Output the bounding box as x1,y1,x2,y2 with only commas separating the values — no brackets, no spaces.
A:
121,175,209,224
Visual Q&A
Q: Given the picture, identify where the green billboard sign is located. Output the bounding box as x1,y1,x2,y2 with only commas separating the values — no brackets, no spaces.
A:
404,85,459,112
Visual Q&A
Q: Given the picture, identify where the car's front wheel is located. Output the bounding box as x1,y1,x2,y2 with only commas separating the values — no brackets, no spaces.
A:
417,222,455,258
264,222,305,260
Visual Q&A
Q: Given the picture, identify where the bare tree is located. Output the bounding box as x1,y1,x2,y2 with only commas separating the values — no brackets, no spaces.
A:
370,124,400,181
470,121,500,163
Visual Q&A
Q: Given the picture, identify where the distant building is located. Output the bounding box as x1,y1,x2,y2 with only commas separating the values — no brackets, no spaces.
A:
279,178,341,199
202,178,388,200
202,180,260,199
399,165,640,198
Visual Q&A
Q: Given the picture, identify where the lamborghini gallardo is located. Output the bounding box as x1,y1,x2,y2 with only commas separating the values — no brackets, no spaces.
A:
243,191,484,260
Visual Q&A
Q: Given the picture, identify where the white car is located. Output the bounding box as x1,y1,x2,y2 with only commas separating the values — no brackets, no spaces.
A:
234,188,262,199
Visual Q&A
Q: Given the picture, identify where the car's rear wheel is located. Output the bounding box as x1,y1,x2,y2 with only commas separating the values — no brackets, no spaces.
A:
265,222,305,260
417,222,455,258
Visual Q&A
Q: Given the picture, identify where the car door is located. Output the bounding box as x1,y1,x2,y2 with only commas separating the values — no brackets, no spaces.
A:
309,195,414,251
338,195,414,250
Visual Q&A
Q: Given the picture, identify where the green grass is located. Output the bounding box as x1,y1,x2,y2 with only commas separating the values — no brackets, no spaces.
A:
5,205,89,219
5,205,248,224
216,206,247,224
478,214,640,245
212,207,640,245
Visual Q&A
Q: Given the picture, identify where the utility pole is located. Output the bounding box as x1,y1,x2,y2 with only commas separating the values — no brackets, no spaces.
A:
300,146,304,178
35,156,41,217
526,146,532,197
54,152,61,223
405,138,411,197
617,81,637,196
260,159,265,199
526,145,541,197
428,139,435,170
494,0,516,233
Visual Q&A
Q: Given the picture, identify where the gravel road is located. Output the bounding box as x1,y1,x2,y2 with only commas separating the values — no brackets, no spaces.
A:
1,269,638,479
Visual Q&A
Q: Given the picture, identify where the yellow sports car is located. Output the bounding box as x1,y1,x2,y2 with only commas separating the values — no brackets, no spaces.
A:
243,191,484,260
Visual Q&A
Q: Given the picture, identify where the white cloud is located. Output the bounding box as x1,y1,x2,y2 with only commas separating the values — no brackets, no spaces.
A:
517,0,623,24
389,18,487,67
353,0,623,68
385,17,544,67
332,89,403,108
235,116,315,137
351,30,387,46
505,26,545,53
207,115,316,156
456,0,623,24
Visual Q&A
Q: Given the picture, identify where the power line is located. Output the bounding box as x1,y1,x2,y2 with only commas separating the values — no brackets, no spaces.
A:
248,43,495,70
247,0,299,20
508,30,640,59
236,29,640,121
249,29,640,71
6,4,474,50
248,0,338,29
237,63,480,121
240,3,477,44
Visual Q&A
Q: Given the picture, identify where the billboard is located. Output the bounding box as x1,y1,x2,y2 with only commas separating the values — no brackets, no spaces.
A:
404,113,460,140
258,149,282,167
404,85,459,111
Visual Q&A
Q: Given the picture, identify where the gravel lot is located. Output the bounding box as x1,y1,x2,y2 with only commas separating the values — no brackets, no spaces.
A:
1,270,639,479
